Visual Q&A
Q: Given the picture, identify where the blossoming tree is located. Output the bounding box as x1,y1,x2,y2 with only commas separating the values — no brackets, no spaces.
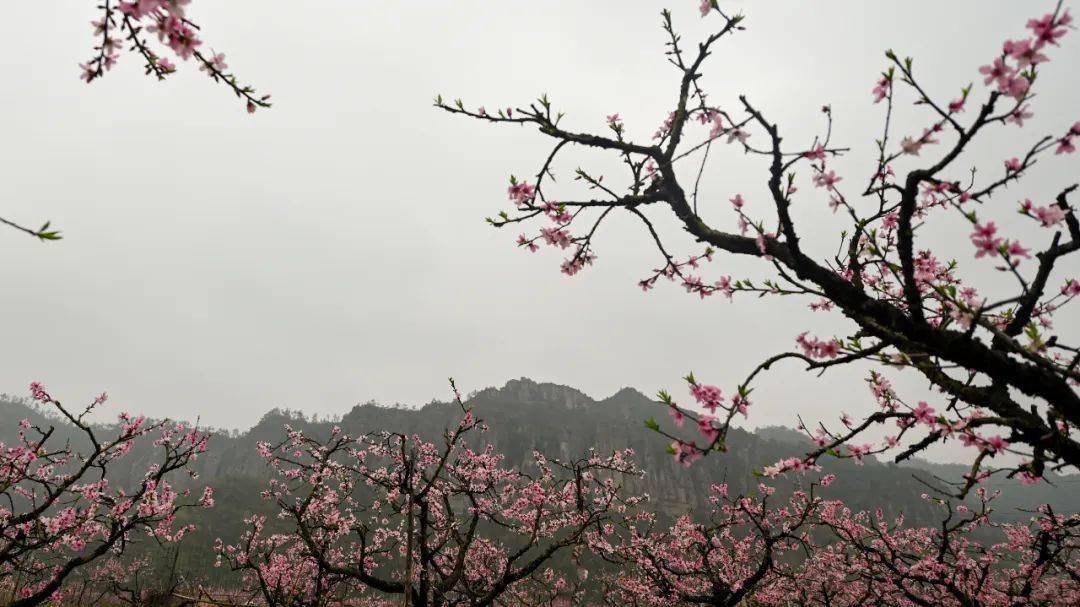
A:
218,386,643,607
0,384,213,607
594,481,827,606
438,2,1080,493
769,490,1080,606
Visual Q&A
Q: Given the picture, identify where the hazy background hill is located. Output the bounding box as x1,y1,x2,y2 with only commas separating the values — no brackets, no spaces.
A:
3,378,1077,585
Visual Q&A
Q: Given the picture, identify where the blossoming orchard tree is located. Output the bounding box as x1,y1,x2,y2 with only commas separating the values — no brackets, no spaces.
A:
807,494,1080,600
594,480,826,606
779,493,1080,606
596,481,1080,606
0,384,213,607
1,0,267,242
438,1,1080,494
218,386,643,607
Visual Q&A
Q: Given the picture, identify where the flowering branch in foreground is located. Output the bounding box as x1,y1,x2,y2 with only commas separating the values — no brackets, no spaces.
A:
439,2,1080,494
4,1,271,243
81,1,270,114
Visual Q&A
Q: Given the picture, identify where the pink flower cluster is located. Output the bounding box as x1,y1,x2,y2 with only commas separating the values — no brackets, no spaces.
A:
80,0,269,113
221,413,643,604
795,332,841,359
1020,198,1068,226
2,383,212,605
969,221,1029,261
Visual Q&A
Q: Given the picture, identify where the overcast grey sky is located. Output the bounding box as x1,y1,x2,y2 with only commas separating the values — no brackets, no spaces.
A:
2,2,1077,462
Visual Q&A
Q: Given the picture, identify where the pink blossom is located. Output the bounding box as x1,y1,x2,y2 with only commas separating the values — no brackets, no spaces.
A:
697,416,720,443
984,435,1010,453
708,113,725,139
872,75,891,103
516,234,539,252
979,57,1013,87
29,382,50,402
813,170,842,189
560,249,595,276
539,227,572,249
1000,73,1031,99
1004,38,1049,66
507,181,536,204
672,440,703,467
803,145,827,161
796,333,841,359
847,443,873,464
971,221,1002,258
1028,9,1071,47
200,51,228,73
732,394,750,418
1062,279,1080,297
1006,241,1031,259
912,401,936,426
715,276,734,298
1018,470,1042,485
668,404,685,427
1008,104,1034,126
1034,204,1067,226
690,383,723,413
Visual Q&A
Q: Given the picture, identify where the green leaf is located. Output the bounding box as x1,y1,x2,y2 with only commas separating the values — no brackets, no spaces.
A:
644,418,660,432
